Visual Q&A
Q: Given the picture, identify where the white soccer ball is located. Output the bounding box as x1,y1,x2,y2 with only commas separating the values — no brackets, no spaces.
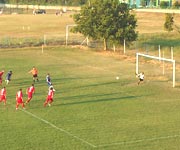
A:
116,76,119,80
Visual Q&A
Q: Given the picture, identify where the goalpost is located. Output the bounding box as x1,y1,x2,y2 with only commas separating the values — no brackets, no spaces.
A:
65,24,88,46
65,24,77,46
136,53,176,87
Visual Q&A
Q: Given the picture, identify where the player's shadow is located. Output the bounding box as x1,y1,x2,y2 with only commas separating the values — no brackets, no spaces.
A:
60,92,120,101
54,94,143,107
82,81,118,88
60,81,119,93
53,75,105,82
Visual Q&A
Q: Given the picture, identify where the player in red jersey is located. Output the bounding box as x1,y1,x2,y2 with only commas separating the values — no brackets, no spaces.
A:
0,87,6,105
0,70,4,85
16,89,25,110
44,87,55,107
25,84,35,104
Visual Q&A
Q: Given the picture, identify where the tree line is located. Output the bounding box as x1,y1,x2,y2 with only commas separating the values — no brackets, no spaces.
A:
0,0,89,6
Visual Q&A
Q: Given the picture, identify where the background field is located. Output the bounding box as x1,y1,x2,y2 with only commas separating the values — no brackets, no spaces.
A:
1,11,180,150
1,11,180,49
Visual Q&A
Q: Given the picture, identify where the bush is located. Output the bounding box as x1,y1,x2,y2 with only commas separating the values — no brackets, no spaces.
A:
160,1,170,8
173,1,180,9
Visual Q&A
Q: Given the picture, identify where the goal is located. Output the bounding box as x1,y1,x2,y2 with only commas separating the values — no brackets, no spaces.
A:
65,24,85,46
136,53,176,87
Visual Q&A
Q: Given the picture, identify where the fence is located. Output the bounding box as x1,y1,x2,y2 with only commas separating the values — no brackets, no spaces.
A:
0,4,80,14
0,34,178,61
0,34,85,48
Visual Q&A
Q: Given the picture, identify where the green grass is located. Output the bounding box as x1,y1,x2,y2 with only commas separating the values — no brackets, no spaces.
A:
1,11,180,150
0,46,180,150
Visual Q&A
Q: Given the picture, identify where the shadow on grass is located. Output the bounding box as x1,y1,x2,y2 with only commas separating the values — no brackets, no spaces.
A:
54,94,144,107
60,81,120,93
81,81,118,88
60,92,120,101
52,75,113,84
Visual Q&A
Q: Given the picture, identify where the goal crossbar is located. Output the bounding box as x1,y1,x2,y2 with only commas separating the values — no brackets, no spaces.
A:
136,53,176,87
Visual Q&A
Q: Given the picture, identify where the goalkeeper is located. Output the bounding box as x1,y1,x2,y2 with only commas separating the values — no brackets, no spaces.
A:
137,72,144,85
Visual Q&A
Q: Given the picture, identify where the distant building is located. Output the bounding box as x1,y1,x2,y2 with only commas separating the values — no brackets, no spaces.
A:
119,0,176,8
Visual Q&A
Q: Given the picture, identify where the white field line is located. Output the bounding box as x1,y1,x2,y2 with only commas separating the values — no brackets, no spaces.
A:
97,134,180,148
6,102,180,149
21,109,97,148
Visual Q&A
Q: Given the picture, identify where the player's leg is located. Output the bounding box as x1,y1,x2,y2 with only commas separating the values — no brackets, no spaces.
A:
21,102,25,109
26,98,29,104
48,99,53,106
44,97,49,107
16,102,19,110
0,95,4,103
138,79,140,85
0,78,2,85
138,79,143,85
141,79,144,84
26,94,32,104
6,80,9,85
32,75,36,82
26,98,30,104
3,98,6,105
34,74,38,82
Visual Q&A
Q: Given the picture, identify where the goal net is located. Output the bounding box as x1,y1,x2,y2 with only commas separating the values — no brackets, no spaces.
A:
42,32,85,46
65,24,86,46
136,53,176,87
43,34,65,45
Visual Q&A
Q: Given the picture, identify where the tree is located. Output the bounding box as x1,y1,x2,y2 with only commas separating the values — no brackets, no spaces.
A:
164,13,174,32
72,0,138,50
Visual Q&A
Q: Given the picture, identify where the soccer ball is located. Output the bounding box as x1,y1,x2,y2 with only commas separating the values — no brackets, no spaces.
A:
116,76,119,80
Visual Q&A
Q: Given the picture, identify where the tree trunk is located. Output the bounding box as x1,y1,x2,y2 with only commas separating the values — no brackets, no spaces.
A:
103,38,107,51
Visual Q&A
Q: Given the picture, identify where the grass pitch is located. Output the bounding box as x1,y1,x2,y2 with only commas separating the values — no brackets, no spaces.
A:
0,46,180,150
1,10,180,150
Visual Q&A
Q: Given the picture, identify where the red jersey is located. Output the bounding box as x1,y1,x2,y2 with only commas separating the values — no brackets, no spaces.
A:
16,90,23,103
16,91,23,98
0,88,6,101
47,90,54,99
0,71,4,77
0,88,6,96
27,86,35,94
0,71,4,83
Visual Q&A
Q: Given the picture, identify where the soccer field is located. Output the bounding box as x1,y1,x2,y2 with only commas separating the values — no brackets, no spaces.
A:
0,46,180,150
